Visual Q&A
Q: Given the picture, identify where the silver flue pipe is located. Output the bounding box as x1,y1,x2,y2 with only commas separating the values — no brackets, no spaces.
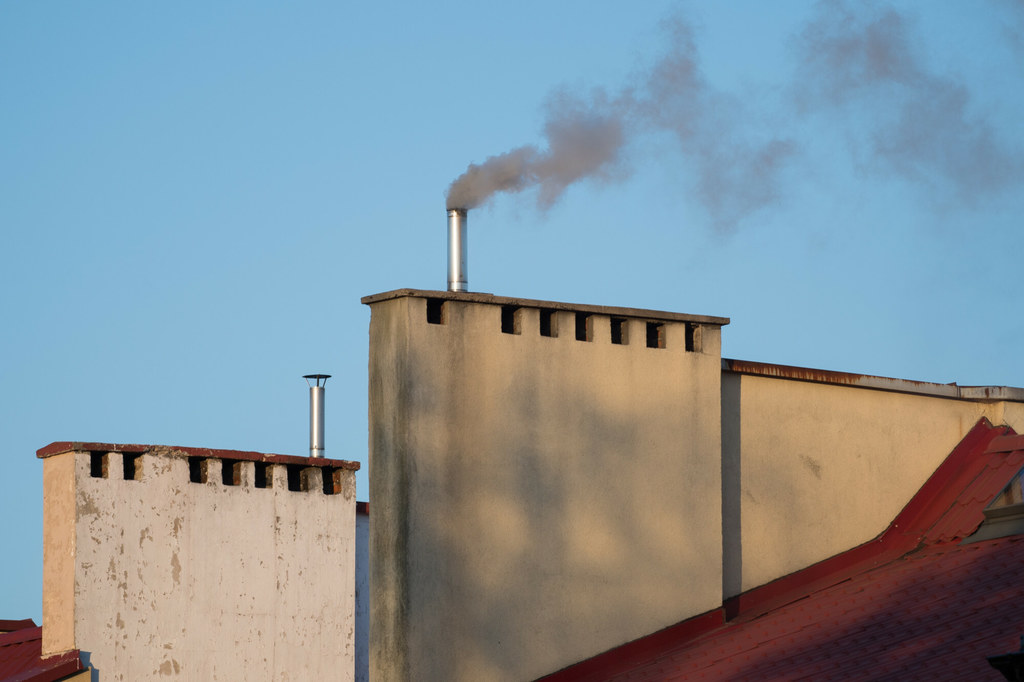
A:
303,374,330,458
447,208,468,292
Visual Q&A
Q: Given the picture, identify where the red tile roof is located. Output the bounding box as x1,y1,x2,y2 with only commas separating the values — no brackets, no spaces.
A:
542,418,1024,681
0,620,85,682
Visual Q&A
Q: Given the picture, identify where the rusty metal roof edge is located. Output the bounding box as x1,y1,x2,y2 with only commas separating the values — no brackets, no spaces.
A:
959,386,1024,402
360,288,730,326
723,358,1024,403
36,442,361,470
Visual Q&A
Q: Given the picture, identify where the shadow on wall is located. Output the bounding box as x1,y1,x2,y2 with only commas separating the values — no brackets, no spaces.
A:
397,336,724,681
721,373,742,604
79,651,98,681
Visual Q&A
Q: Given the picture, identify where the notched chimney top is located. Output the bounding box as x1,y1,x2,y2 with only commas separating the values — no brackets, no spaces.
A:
36,441,360,470
361,288,730,327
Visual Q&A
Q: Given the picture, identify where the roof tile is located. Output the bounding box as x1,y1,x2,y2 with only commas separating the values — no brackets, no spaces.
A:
0,622,85,682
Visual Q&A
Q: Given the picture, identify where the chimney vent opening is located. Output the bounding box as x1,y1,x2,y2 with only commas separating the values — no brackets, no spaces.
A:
188,457,206,484
539,309,557,337
685,323,700,352
575,313,593,342
287,464,303,492
501,306,521,335
123,453,141,481
646,322,665,349
222,460,241,486
90,452,107,479
254,462,270,489
611,317,628,345
427,298,446,325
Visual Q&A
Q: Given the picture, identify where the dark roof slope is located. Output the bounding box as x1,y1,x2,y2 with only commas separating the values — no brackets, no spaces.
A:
0,620,85,682
543,418,1024,681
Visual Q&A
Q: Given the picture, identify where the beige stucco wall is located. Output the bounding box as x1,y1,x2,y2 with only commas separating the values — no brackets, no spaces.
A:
367,291,726,682
722,372,1024,596
42,452,77,656
42,448,356,680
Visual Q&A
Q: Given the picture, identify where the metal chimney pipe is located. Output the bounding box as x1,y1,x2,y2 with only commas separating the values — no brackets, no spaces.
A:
447,208,468,292
303,374,330,458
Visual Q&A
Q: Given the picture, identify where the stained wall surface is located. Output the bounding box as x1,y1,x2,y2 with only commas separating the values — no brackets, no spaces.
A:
722,372,1024,596
365,290,728,682
41,446,357,681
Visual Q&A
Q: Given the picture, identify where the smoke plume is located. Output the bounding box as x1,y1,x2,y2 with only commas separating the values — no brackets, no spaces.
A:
445,89,630,211
446,17,795,231
638,19,796,230
794,1,1024,200
447,2,1023,227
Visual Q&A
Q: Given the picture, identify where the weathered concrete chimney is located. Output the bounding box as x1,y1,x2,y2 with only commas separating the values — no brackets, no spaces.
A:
38,441,359,679
362,289,729,681
447,208,468,292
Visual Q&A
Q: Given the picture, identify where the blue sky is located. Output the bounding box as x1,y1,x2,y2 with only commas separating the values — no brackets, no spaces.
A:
2,1,1022,621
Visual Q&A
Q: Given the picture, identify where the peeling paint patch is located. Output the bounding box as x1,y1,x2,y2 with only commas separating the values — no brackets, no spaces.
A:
77,493,101,517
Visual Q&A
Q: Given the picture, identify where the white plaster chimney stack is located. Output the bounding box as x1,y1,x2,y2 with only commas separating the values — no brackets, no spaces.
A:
304,374,330,458
447,208,468,292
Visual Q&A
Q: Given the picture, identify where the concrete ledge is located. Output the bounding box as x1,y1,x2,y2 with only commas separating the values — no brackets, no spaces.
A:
36,442,360,470
361,289,730,327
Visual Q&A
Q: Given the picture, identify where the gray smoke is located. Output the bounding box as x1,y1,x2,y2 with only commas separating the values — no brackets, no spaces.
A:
445,89,630,211
639,19,796,231
447,2,1022,226
794,1,1024,200
446,17,795,231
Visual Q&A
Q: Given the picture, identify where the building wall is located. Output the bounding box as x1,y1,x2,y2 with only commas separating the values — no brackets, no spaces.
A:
41,445,358,681
723,372,1024,595
365,290,727,682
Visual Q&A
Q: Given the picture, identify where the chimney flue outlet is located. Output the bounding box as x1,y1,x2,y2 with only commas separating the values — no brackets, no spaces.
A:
447,208,468,292
303,374,330,458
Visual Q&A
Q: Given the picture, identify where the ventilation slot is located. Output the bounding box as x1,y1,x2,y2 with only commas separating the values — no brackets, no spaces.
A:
685,323,700,352
254,462,271,489
90,452,107,479
611,317,628,345
575,313,593,342
501,306,521,335
322,468,341,495
188,457,206,484
427,298,446,325
539,309,557,337
646,323,665,349
222,460,241,486
123,454,141,481
287,464,303,492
